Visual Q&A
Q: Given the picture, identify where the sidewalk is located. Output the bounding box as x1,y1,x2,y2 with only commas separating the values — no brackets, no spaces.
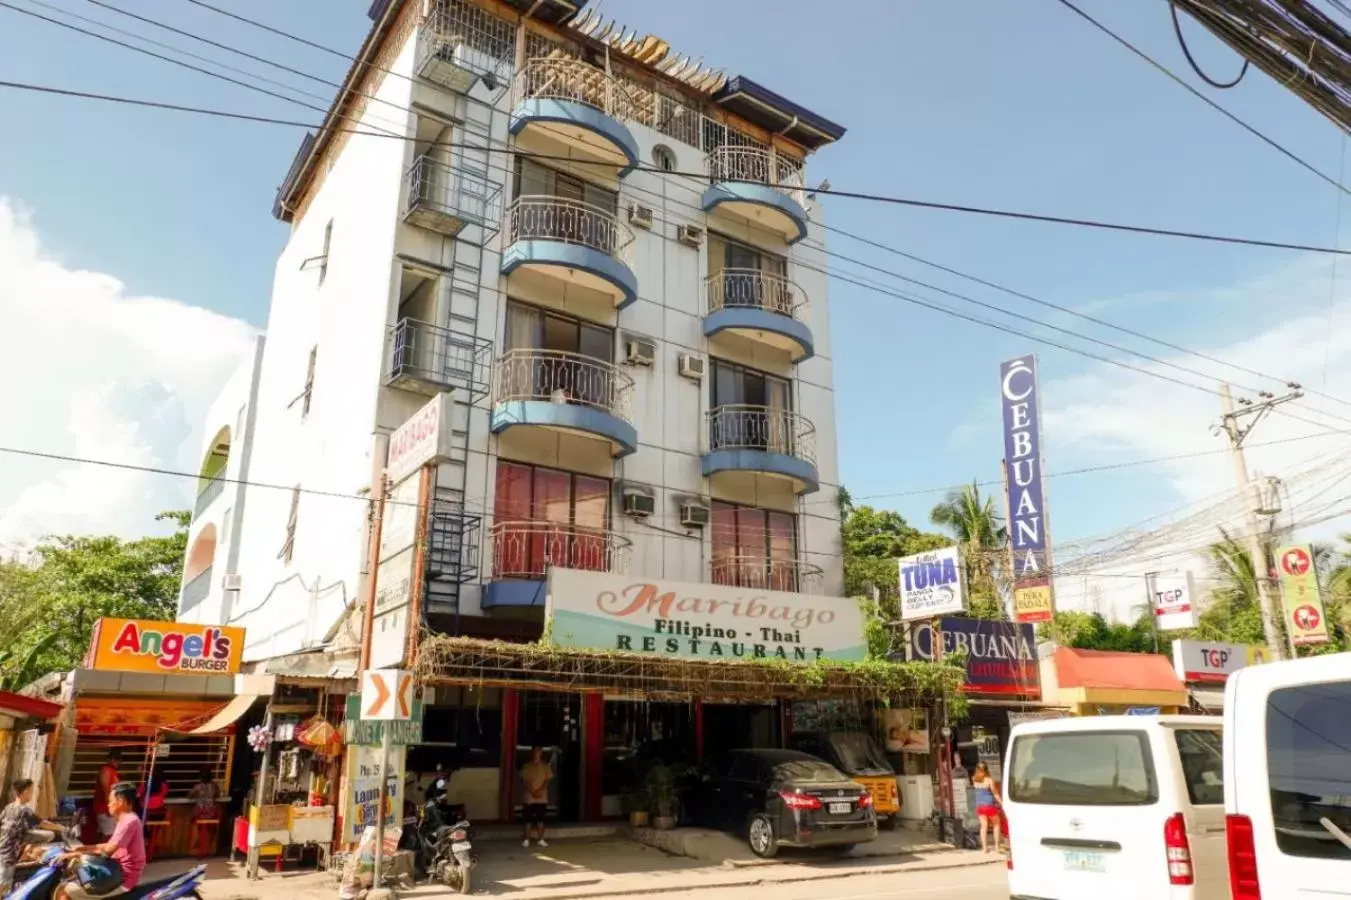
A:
170,830,1001,900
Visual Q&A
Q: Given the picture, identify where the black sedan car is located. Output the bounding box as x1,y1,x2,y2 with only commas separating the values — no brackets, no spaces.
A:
677,748,878,858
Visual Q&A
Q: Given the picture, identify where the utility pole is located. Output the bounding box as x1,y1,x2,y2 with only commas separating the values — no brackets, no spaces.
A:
1219,383,1302,662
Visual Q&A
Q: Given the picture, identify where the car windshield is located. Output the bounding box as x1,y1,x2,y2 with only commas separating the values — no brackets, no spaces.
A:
1009,730,1158,806
773,759,850,783
827,732,892,776
1267,680,1351,859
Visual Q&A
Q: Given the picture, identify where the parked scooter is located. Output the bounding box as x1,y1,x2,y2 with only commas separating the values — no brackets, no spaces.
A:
8,830,206,900
424,817,475,895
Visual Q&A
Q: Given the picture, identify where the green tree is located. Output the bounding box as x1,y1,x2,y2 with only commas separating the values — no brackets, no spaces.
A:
0,510,190,686
1190,527,1272,648
841,491,950,599
930,480,1007,618
1038,608,1157,653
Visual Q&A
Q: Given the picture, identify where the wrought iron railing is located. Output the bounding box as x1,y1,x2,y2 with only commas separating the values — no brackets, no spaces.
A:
489,520,631,580
180,566,213,612
387,318,493,400
707,146,808,207
493,348,634,425
706,404,817,466
705,268,805,319
194,474,226,519
504,195,635,271
514,57,647,123
416,0,515,83
405,155,503,234
711,555,824,594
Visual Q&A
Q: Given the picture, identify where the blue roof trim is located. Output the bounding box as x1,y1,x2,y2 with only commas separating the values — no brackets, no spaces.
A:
501,237,638,308
491,399,638,457
367,0,394,21
272,131,317,221
703,306,815,362
482,580,547,610
509,97,640,175
700,182,809,245
702,448,820,495
712,75,846,150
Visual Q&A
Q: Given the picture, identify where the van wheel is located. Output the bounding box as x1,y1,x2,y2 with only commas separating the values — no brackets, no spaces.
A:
748,814,778,859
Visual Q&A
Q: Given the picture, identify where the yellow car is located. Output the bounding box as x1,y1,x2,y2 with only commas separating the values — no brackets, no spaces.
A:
791,731,901,825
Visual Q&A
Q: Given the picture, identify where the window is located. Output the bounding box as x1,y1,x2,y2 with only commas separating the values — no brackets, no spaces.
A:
492,461,611,578
1174,728,1223,805
707,233,791,315
711,502,799,591
512,158,619,255
279,486,300,563
1008,731,1157,806
289,346,318,416
503,301,614,409
709,359,793,453
652,145,676,171
319,220,333,284
1266,681,1351,859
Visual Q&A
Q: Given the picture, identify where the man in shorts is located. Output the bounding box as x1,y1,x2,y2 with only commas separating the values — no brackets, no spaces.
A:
0,778,62,892
57,783,144,900
519,747,552,849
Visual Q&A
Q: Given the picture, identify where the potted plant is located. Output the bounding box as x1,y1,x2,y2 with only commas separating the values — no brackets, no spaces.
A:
625,787,650,828
645,764,679,831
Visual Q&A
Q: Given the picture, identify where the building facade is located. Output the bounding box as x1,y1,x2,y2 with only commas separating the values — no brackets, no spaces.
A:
177,0,848,664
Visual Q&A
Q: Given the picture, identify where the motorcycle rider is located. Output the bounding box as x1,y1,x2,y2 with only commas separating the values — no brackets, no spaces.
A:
54,783,144,900
0,778,63,892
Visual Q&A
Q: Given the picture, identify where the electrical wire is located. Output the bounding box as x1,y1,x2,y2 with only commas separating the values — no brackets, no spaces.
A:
1169,0,1250,88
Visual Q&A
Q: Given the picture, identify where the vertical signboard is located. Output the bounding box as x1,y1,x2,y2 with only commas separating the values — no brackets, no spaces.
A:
369,474,422,669
1275,544,1331,647
342,743,405,842
898,546,966,621
1147,571,1198,632
1000,355,1053,623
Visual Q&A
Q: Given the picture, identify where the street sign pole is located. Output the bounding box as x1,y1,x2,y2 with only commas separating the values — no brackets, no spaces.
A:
373,725,392,890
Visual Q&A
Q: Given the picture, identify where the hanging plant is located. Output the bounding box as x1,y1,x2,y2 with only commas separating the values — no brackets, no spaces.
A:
247,724,272,753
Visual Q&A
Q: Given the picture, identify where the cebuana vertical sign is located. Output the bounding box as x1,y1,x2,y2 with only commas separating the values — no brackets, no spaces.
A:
1000,355,1053,623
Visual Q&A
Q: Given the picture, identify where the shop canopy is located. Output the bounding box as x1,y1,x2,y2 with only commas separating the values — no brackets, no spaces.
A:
0,691,61,722
1048,647,1189,709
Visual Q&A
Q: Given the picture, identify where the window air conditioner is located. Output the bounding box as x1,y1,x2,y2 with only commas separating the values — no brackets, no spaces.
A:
222,574,243,591
628,204,654,229
678,353,704,380
679,503,710,528
623,492,656,518
676,224,703,247
625,338,657,366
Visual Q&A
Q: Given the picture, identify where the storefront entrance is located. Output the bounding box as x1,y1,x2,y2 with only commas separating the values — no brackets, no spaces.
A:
600,699,696,818
516,691,583,822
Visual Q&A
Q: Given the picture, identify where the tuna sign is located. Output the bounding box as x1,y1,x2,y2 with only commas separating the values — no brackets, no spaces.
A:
1000,355,1054,623
898,546,966,621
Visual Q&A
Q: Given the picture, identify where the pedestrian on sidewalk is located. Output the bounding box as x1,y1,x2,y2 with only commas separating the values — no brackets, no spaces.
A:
520,746,552,850
971,762,1002,854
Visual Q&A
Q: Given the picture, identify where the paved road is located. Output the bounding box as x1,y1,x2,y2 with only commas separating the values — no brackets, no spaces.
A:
612,863,1010,900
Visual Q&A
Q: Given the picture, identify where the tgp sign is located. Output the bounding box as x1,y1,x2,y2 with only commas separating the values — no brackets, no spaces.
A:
1147,571,1197,632
908,617,1040,697
1000,355,1053,623
1171,639,1269,684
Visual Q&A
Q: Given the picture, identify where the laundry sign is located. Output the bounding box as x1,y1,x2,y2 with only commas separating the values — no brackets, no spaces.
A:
898,546,965,621
545,568,867,662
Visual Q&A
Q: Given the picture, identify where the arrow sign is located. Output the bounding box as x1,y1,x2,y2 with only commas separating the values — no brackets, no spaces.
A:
361,669,413,721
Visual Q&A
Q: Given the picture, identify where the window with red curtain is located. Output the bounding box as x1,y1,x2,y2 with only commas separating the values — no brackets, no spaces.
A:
493,461,612,579
710,502,800,591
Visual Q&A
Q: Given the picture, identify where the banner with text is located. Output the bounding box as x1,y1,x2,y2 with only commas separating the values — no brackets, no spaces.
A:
1276,544,1331,647
1171,639,1269,684
545,568,867,663
1148,571,1198,632
907,617,1040,697
1000,355,1053,623
898,546,966,621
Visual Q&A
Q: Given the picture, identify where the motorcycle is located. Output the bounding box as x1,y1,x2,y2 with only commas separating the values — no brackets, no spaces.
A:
425,818,475,895
8,830,206,900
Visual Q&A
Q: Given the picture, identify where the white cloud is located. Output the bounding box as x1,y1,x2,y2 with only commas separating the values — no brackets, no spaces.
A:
0,198,257,545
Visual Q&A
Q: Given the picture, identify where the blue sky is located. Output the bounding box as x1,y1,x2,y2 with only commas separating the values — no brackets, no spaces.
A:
2,0,1351,606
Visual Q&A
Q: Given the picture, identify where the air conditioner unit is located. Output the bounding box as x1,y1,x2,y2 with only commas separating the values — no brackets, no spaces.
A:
222,573,243,592
422,39,482,94
678,353,704,380
628,204,654,229
679,503,710,528
676,224,703,247
623,492,656,518
625,338,656,366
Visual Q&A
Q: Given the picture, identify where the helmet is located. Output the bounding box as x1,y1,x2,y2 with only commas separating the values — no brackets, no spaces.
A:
72,854,124,896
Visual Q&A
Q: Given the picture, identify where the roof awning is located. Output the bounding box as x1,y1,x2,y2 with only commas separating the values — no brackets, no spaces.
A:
1190,687,1225,711
178,693,261,736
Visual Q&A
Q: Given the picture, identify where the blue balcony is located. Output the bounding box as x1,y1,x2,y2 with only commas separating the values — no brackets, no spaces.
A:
703,269,814,362
490,349,637,457
701,147,809,245
510,58,640,176
193,474,226,520
501,196,638,309
482,521,631,612
703,405,819,495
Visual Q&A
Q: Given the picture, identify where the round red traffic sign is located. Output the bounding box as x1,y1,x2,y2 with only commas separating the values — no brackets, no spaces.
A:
1294,604,1322,631
1281,547,1312,576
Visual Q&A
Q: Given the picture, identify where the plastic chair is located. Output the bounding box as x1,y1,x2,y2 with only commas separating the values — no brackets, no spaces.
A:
192,816,221,859
143,819,170,861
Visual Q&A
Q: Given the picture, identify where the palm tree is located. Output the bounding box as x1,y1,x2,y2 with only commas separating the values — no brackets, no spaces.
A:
930,480,1008,618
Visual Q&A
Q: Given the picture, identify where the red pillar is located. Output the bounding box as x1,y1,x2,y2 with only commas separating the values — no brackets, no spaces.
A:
583,693,604,821
501,689,519,823
693,698,704,762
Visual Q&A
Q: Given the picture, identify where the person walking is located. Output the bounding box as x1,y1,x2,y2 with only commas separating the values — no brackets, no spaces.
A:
0,778,62,893
519,747,552,849
92,750,121,840
971,762,1003,854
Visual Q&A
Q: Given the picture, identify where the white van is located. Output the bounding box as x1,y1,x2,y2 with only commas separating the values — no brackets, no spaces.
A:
1224,652,1351,899
1003,715,1226,900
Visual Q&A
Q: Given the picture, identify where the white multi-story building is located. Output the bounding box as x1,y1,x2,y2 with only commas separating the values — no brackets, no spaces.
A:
178,0,848,665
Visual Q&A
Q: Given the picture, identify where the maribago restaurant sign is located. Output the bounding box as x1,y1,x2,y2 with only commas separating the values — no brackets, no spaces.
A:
545,568,867,662
87,617,246,675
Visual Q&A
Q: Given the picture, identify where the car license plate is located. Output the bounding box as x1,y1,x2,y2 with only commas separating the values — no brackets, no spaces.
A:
451,841,472,852
1062,850,1105,872
828,802,851,815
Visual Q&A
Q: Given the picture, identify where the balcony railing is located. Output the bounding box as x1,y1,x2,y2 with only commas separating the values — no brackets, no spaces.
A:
711,555,824,594
415,0,515,93
504,196,635,271
514,57,645,123
489,520,631,580
705,268,805,320
707,146,807,207
194,474,226,519
387,318,493,400
180,566,213,612
707,404,817,466
404,155,504,237
494,348,635,425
